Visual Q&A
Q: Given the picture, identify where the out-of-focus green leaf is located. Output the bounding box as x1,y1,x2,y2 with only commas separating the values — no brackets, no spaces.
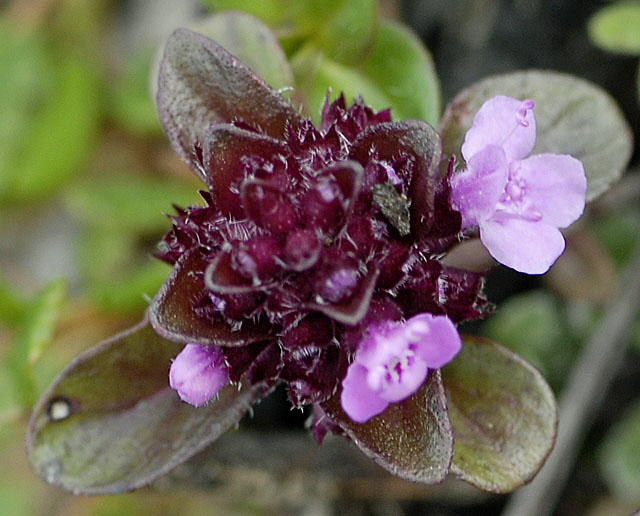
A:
440,70,633,201
304,0,377,65
201,0,291,28
360,19,441,124
110,51,161,136
5,280,67,409
293,20,441,123
292,46,390,119
588,3,640,55
77,227,168,313
483,290,576,389
598,400,640,503
190,11,294,94
0,21,55,198
0,273,28,327
65,175,198,232
322,370,453,484
202,0,378,63
592,208,640,268
442,335,557,493
27,320,265,494
7,55,101,201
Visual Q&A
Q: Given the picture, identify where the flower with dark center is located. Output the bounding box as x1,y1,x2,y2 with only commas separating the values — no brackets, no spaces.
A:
150,29,490,436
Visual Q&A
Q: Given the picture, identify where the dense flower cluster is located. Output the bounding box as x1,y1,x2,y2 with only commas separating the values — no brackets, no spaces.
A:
154,92,490,427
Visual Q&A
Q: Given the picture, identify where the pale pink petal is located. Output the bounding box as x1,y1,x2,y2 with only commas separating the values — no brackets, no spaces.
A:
462,96,536,162
340,362,389,422
480,216,566,274
450,144,508,228
516,154,587,227
169,343,230,406
410,314,462,368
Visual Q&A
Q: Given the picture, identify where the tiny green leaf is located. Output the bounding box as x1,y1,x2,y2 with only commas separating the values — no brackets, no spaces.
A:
27,319,265,494
588,2,640,55
442,335,557,493
322,370,453,484
440,70,633,201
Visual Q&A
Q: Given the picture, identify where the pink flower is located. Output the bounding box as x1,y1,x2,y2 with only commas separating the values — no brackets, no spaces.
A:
340,313,462,423
450,95,587,274
169,343,229,406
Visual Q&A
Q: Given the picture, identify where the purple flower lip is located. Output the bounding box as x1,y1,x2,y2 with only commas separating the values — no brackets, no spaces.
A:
340,313,462,423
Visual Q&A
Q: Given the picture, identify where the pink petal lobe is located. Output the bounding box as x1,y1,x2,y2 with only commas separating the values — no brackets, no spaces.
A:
462,96,536,162
450,144,508,228
517,154,587,228
340,363,389,423
410,314,462,368
480,217,566,274
169,343,230,406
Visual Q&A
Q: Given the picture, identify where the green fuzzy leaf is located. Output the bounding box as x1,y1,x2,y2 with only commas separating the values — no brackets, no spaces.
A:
321,370,453,484
440,70,633,201
598,400,640,503
359,19,441,124
588,2,640,55
5,280,67,409
202,0,378,63
26,320,265,494
304,0,377,65
442,336,557,493
292,19,440,123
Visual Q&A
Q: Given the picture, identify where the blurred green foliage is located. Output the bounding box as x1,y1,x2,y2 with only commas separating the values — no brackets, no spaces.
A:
204,0,441,123
588,1,640,102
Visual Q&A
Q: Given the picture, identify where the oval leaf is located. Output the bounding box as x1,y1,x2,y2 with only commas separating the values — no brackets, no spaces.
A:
442,335,557,493
27,318,264,494
588,3,640,55
292,19,441,124
156,28,302,176
321,369,453,484
360,19,441,124
190,11,295,93
440,70,633,201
